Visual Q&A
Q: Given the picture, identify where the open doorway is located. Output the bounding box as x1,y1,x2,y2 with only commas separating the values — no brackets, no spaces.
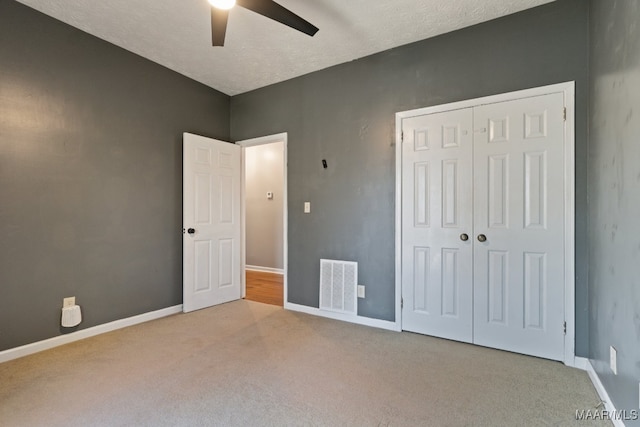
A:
238,133,287,307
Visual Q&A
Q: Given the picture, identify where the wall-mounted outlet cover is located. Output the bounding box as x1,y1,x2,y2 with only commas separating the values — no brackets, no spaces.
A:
63,297,76,307
610,346,617,375
357,285,365,299
304,202,311,213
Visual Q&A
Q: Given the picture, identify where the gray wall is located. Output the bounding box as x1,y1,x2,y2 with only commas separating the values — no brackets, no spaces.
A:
245,142,284,270
0,0,230,351
589,0,640,421
231,0,590,355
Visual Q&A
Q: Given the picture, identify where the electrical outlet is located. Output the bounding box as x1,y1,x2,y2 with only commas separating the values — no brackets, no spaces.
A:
357,285,365,299
63,297,75,308
304,202,311,213
610,346,617,375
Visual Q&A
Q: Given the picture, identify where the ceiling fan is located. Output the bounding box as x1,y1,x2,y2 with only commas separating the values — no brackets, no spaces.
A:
208,0,319,46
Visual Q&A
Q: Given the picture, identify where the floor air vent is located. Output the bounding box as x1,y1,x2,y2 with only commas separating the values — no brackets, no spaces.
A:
319,259,357,315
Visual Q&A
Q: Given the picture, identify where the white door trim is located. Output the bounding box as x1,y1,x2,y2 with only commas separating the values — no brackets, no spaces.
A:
236,133,288,304
394,82,576,366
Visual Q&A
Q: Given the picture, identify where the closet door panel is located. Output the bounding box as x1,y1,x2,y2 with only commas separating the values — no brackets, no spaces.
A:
472,93,565,361
401,108,473,343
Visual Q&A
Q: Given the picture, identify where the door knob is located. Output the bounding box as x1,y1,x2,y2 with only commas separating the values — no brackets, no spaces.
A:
460,233,469,241
187,228,195,234
477,234,487,242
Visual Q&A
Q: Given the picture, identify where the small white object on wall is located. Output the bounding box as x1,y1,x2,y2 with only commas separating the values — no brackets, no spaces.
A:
61,305,82,327
610,346,617,375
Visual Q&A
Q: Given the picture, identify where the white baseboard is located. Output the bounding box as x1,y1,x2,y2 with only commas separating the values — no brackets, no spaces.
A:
573,356,589,370
284,302,401,332
0,305,183,364
245,265,284,274
584,359,626,427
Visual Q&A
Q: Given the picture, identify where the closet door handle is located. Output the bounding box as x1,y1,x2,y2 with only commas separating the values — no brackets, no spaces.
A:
460,233,469,241
187,228,196,234
477,234,487,242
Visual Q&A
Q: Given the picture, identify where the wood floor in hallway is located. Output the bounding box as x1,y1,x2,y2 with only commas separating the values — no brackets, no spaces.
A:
245,270,283,307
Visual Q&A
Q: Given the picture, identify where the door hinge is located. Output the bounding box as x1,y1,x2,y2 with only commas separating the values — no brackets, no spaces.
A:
563,321,567,335
401,131,404,142
563,107,567,121
401,297,404,309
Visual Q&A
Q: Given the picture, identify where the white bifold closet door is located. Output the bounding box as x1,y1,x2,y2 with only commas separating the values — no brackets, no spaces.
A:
402,92,566,361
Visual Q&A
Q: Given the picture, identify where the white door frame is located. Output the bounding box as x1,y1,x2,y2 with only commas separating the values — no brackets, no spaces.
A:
394,82,576,366
236,133,288,303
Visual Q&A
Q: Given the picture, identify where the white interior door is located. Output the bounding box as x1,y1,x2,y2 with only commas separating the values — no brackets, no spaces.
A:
183,133,241,313
401,108,474,343
472,93,565,361
400,90,567,361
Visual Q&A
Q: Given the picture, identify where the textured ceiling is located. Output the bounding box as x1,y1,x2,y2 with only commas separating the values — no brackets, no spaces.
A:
15,0,554,95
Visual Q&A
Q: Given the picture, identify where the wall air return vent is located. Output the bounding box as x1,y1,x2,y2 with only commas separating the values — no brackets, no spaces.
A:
319,259,357,316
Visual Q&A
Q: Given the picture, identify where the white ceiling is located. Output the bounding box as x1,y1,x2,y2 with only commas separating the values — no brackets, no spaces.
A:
16,0,554,96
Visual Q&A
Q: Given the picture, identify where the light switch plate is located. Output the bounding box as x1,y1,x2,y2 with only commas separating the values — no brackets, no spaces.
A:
63,297,76,308
304,202,311,213
357,285,365,299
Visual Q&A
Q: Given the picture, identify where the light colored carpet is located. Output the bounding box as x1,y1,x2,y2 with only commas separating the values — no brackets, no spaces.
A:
0,300,609,426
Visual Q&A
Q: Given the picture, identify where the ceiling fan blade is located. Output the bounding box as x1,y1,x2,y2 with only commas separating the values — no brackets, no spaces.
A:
236,0,319,37
211,7,229,46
